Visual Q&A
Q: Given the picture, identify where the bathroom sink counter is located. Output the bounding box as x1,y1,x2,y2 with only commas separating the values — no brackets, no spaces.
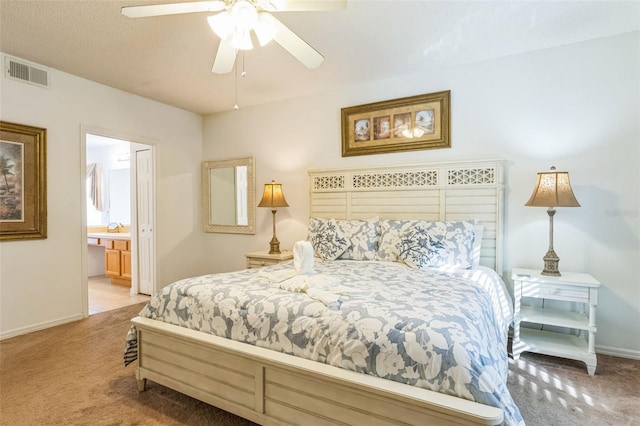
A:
87,232,131,240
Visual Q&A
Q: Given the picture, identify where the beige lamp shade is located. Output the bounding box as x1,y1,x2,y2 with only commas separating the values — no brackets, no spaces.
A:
258,181,288,254
525,166,580,277
525,166,580,208
258,181,289,208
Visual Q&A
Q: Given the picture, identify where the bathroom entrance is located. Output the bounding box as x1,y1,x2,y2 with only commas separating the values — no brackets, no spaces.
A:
83,129,156,315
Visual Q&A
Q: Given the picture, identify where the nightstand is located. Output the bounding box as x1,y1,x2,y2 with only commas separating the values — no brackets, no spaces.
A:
511,268,601,375
245,250,293,269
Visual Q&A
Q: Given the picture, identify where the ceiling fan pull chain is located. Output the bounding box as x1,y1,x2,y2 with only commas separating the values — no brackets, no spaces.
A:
242,52,247,77
234,59,239,110
233,52,248,110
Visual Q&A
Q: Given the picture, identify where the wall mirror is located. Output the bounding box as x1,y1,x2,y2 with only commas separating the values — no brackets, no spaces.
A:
203,157,255,234
109,168,130,225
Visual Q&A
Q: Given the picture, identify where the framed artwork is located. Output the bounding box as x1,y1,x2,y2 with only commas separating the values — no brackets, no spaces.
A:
341,90,450,157
0,121,47,241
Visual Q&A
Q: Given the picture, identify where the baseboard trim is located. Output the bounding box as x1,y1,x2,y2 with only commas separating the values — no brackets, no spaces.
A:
0,314,84,340
596,344,640,360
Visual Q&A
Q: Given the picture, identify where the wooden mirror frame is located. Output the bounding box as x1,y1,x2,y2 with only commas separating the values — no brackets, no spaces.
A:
202,157,255,234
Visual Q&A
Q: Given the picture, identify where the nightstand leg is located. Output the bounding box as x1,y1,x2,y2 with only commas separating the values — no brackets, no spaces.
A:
588,303,596,353
512,280,522,360
587,302,597,375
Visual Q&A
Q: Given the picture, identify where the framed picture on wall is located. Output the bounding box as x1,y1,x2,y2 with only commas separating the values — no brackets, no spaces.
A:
0,121,47,241
341,91,450,157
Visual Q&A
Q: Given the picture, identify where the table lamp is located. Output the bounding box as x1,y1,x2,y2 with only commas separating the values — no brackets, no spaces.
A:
525,166,580,276
258,180,289,254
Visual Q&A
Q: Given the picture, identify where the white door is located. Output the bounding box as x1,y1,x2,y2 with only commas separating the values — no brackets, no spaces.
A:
135,147,155,295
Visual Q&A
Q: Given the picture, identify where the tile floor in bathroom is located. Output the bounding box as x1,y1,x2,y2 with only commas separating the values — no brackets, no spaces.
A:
88,275,150,315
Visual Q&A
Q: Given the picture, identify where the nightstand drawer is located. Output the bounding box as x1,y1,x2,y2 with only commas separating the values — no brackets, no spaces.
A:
521,282,589,303
245,250,293,269
247,258,282,268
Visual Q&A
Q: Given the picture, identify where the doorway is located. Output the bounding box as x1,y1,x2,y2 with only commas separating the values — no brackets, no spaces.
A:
82,129,156,316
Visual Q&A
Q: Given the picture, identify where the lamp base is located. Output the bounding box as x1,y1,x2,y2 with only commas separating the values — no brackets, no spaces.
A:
268,236,281,254
541,248,561,276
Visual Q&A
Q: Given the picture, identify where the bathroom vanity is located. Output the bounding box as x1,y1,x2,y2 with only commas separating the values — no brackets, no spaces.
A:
87,227,131,286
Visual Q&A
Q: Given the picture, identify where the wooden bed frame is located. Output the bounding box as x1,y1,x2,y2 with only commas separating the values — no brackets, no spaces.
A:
133,159,506,425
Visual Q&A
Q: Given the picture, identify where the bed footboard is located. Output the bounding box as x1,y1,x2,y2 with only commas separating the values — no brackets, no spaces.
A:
132,316,502,426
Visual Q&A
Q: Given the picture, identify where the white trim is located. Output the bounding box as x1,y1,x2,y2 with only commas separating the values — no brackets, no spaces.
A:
595,344,640,360
0,314,83,340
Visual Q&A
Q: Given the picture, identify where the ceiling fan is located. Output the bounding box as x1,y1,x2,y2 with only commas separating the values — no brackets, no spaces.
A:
122,0,346,74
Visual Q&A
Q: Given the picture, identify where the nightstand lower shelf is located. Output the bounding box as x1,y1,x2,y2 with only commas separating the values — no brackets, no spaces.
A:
513,328,596,375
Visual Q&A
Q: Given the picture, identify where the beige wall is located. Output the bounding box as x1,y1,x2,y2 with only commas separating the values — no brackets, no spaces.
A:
202,32,640,358
0,54,206,337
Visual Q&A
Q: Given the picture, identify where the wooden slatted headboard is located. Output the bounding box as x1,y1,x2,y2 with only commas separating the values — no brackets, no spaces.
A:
308,159,505,273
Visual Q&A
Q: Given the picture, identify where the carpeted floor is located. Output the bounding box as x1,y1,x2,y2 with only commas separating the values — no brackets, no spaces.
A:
1,302,638,426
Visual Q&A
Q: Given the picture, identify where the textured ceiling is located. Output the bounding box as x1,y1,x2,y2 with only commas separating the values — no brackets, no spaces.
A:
1,0,638,115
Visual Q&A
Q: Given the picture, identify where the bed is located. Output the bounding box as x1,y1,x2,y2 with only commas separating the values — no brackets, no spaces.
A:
124,160,524,426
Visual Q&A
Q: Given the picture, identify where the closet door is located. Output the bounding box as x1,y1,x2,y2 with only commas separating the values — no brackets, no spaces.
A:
135,148,155,295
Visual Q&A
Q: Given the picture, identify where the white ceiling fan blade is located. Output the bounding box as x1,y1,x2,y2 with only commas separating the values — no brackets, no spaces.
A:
263,0,347,12
122,1,226,18
212,40,238,74
271,17,324,69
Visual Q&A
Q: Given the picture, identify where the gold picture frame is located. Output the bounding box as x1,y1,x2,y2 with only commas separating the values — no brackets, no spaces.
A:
341,91,450,157
0,121,47,241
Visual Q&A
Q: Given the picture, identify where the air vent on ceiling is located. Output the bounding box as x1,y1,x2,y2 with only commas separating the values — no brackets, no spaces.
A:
4,56,49,88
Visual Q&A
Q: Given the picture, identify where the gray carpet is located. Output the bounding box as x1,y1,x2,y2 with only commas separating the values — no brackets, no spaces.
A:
1,302,638,425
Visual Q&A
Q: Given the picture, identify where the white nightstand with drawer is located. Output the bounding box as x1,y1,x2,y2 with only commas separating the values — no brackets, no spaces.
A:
511,268,601,375
245,250,293,269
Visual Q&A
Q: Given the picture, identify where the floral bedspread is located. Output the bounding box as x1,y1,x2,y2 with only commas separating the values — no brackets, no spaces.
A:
124,260,523,425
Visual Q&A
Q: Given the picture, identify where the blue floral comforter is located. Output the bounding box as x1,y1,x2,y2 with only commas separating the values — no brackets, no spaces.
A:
124,260,523,425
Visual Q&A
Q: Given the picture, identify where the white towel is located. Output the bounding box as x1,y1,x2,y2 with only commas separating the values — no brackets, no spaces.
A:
293,240,315,275
306,287,341,306
278,275,309,292
258,269,298,283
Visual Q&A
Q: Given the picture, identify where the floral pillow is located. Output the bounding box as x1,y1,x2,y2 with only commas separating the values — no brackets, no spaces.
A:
307,218,350,260
426,220,476,269
398,225,450,269
376,219,426,262
377,219,477,268
335,217,380,261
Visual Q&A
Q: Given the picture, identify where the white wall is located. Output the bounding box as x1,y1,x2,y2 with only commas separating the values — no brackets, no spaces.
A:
203,32,640,357
0,53,207,338
1,32,637,357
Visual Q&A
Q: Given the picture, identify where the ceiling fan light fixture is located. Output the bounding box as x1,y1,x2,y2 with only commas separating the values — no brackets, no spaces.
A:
231,0,258,31
230,29,253,50
207,12,232,40
254,12,278,46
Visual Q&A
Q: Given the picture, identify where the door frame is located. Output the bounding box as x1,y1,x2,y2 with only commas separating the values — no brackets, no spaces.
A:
80,125,157,317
